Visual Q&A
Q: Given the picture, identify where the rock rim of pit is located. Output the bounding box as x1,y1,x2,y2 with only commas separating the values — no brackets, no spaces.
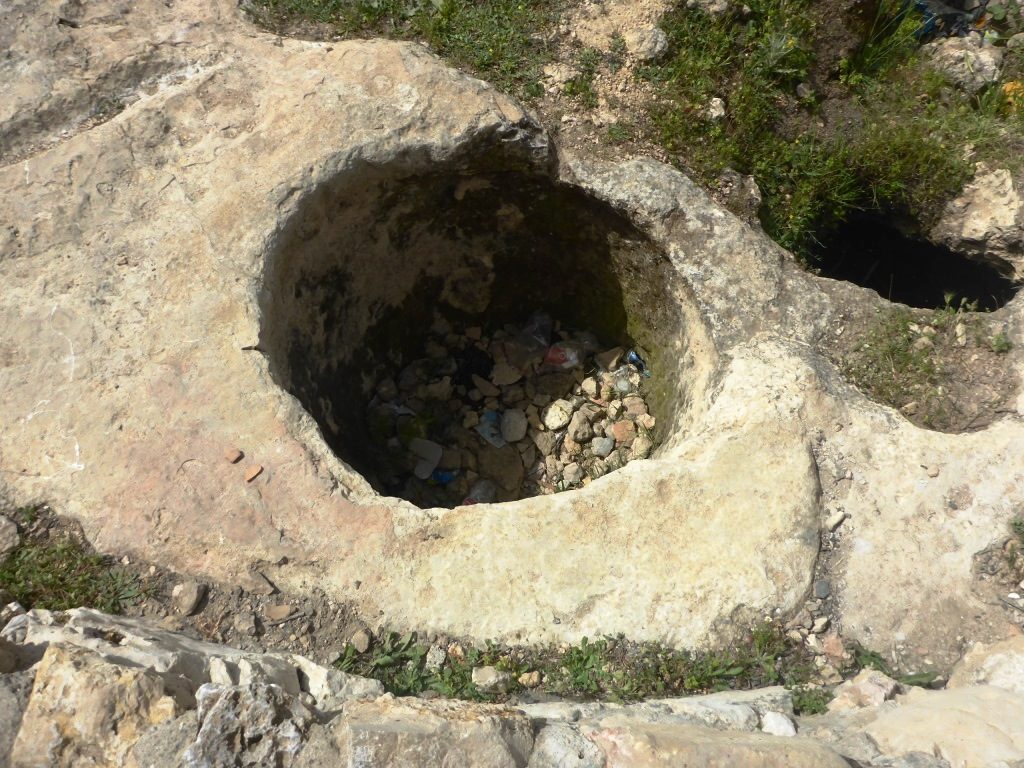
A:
1,0,1023,669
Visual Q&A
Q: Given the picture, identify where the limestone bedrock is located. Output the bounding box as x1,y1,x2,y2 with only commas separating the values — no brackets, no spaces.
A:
1,0,1023,668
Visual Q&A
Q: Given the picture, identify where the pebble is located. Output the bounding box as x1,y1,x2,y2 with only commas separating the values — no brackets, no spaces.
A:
611,420,637,445
631,434,653,459
425,644,447,671
471,374,500,398
350,628,372,654
825,510,847,531
812,616,830,634
366,315,657,505
171,581,206,616
542,400,573,431
563,462,583,486
926,466,940,478
233,611,257,637
761,711,797,737
567,410,593,442
264,603,292,621
501,409,528,443
490,362,522,387
244,465,263,482
224,448,244,464
518,670,542,688
813,579,831,599
471,665,511,693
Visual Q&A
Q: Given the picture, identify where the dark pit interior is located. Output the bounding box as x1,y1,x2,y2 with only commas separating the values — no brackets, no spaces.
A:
812,211,1017,311
260,159,690,509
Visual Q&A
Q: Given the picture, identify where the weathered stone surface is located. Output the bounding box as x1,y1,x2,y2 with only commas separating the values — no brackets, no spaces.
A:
864,686,1024,768
182,683,314,768
931,167,1024,280
925,36,1003,94
333,696,534,766
129,710,199,768
528,724,606,768
585,721,849,768
0,0,1022,669
949,636,1024,693
2,608,382,710
0,669,34,767
11,643,179,768
828,668,900,712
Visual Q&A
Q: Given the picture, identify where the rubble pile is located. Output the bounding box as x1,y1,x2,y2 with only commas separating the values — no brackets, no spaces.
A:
364,312,656,507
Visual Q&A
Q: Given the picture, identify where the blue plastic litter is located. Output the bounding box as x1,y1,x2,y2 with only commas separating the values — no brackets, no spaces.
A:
626,349,652,378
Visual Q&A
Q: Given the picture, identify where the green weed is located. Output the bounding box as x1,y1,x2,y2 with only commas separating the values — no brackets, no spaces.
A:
791,684,832,715
0,521,144,614
245,0,562,98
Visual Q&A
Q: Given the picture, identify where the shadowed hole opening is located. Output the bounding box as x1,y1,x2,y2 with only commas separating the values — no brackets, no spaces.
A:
260,161,692,509
812,211,1017,311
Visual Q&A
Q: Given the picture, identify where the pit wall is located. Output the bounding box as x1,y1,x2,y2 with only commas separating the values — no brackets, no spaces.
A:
259,147,722,506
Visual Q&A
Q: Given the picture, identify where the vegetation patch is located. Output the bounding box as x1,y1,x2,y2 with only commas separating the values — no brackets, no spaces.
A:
0,505,146,614
336,621,927,712
642,0,1024,259
243,0,563,97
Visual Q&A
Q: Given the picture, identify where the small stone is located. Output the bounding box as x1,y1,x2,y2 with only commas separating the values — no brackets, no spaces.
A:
465,326,482,340
761,711,796,737
171,580,206,616
567,410,593,443
581,377,599,399
631,434,653,459
240,570,277,595
424,376,452,400
0,515,19,558
244,465,263,482
813,579,831,599
491,362,522,387
264,603,292,621
607,400,623,419
591,436,615,458
471,665,511,693
623,26,669,62
472,374,500,398
501,409,528,443
900,401,919,416
637,413,656,430
233,611,257,637
224,448,244,464
562,462,583,486
594,347,625,371
811,616,830,634
542,400,573,430
462,411,480,429
912,336,934,352
825,510,847,531
518,670,542,688
955,322,967,347
425,644,446,671
821,632,847,664
611,420,636,446
705,97,726,121
350,628,372,654
926,466,940,478
532,429,559,457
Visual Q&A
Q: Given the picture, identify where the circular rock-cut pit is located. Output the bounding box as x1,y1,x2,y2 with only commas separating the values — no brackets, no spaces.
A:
260,162,693,508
